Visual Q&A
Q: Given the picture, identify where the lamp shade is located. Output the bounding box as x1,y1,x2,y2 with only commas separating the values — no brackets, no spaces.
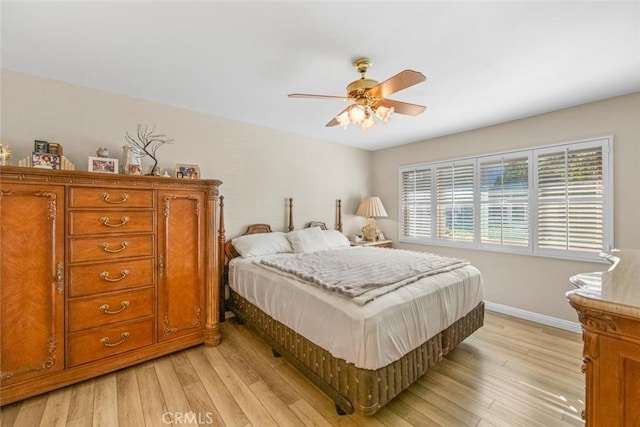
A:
356,196,388,218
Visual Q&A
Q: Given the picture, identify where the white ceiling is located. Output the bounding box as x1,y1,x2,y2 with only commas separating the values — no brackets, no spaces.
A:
2,1,639,151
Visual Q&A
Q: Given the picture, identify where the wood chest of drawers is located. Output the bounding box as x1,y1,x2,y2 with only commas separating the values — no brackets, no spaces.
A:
567,250,640,425
0,167,222,405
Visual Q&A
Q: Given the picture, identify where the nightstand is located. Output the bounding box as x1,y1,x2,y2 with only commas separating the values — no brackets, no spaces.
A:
350,239,392,248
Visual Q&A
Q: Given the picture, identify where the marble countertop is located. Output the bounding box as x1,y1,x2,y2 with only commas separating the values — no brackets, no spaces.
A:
567,249,640,318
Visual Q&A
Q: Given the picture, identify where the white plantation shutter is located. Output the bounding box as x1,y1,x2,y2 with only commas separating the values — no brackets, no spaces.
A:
398,137,611,261
537,144,606,253
480,155,530,248
436,162,474,243
400,167,432,240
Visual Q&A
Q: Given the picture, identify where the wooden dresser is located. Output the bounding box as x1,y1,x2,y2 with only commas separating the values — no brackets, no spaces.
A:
567,249,640,426
0,166,222,405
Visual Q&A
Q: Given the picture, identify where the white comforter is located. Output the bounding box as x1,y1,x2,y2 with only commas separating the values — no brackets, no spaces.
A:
258,247,469,304
229,249,483,370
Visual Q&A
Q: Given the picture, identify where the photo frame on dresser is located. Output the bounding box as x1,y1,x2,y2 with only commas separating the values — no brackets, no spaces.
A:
88,156,118,173
34,140,48,153
175,163,200,179
32,152,60,169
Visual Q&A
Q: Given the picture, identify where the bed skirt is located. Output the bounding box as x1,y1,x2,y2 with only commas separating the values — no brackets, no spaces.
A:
228,290,484,416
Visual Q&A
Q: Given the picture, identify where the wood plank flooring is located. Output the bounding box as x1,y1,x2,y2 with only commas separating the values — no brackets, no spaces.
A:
0,311,585,426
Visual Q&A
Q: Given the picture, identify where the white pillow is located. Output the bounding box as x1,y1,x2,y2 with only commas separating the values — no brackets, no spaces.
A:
323,229,351,249
286,227,331,254
232,232,293,257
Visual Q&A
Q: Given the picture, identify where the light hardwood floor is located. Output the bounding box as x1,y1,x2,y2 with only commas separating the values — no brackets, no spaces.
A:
1,311,585,426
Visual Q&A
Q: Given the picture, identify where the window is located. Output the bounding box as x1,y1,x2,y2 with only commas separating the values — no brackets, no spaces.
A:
400,167,432,240
479,154,530,249
398,137,612,261
536,142,607,255
436,162,474,243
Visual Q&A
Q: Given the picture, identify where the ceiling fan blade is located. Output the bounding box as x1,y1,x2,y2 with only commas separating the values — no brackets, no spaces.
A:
325,106,350,127
374,99,427,116
288,93,351,101
367,70,426,99
326,117,340,127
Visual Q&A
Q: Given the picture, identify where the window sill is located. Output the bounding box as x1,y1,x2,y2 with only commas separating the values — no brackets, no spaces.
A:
398,238,610,264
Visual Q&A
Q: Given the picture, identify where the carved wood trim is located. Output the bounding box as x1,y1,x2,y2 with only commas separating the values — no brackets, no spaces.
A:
217,195,226,324
163,307,202,335
205,185,220,345
577,308,618,333
0,166,222,189
582,330,600,375
0,337,57,381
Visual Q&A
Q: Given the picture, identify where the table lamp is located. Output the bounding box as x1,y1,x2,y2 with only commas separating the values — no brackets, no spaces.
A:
356,196,388,241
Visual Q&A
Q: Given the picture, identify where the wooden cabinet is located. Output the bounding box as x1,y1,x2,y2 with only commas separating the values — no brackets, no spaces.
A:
588,333,640,424
157,190,205,341
0,183,66,386
568,299,640,426
0,167,222,405
567,250,640,426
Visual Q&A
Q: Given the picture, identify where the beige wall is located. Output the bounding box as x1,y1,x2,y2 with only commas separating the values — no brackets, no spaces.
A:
373,92,640,322
3,69,638,323
0,69,372,237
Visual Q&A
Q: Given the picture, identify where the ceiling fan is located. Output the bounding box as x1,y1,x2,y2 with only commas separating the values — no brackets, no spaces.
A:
288,57,427,130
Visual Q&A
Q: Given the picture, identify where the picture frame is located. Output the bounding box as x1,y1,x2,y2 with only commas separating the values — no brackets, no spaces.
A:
48,142,63,156
88,156,118,174
174,163,200,179
126,164,142,175
32,152,60,169
34,140,48,153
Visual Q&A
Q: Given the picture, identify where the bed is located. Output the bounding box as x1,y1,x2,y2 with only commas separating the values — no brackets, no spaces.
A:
218,198,484,416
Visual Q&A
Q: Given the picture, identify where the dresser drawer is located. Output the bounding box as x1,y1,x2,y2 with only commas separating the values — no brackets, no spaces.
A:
69,258,154,297
69,210,154,235
69,187,154,208
68,319,154,367
68,289,154,332
69,235,154,263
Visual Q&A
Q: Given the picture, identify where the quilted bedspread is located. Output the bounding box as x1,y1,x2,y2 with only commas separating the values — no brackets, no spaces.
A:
258,247,469,304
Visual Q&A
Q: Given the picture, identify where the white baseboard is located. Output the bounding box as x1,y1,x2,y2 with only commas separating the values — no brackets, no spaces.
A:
484,301,582,334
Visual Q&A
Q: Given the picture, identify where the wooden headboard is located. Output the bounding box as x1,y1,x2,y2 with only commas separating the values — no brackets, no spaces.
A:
307,221,328,230
218,197,343,264
223,223,272,260
305,200,342,232
217,196,342,321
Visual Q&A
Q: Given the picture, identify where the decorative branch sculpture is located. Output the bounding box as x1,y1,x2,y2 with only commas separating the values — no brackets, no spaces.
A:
124,124,174,175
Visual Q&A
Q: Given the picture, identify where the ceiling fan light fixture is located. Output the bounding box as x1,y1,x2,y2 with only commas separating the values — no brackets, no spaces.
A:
361,113,376,130
336,110,350,128
374,105,394,123
289,57,426,131
348,105,366,124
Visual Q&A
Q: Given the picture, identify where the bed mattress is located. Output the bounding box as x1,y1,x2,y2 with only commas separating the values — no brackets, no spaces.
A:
229,249,483,370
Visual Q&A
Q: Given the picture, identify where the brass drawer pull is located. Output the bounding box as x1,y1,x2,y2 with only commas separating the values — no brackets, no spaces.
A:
99,241,129,253
99,216,130,228
99,332,130,347
99,300,130,315
100,192,130,204
99,269,130,282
